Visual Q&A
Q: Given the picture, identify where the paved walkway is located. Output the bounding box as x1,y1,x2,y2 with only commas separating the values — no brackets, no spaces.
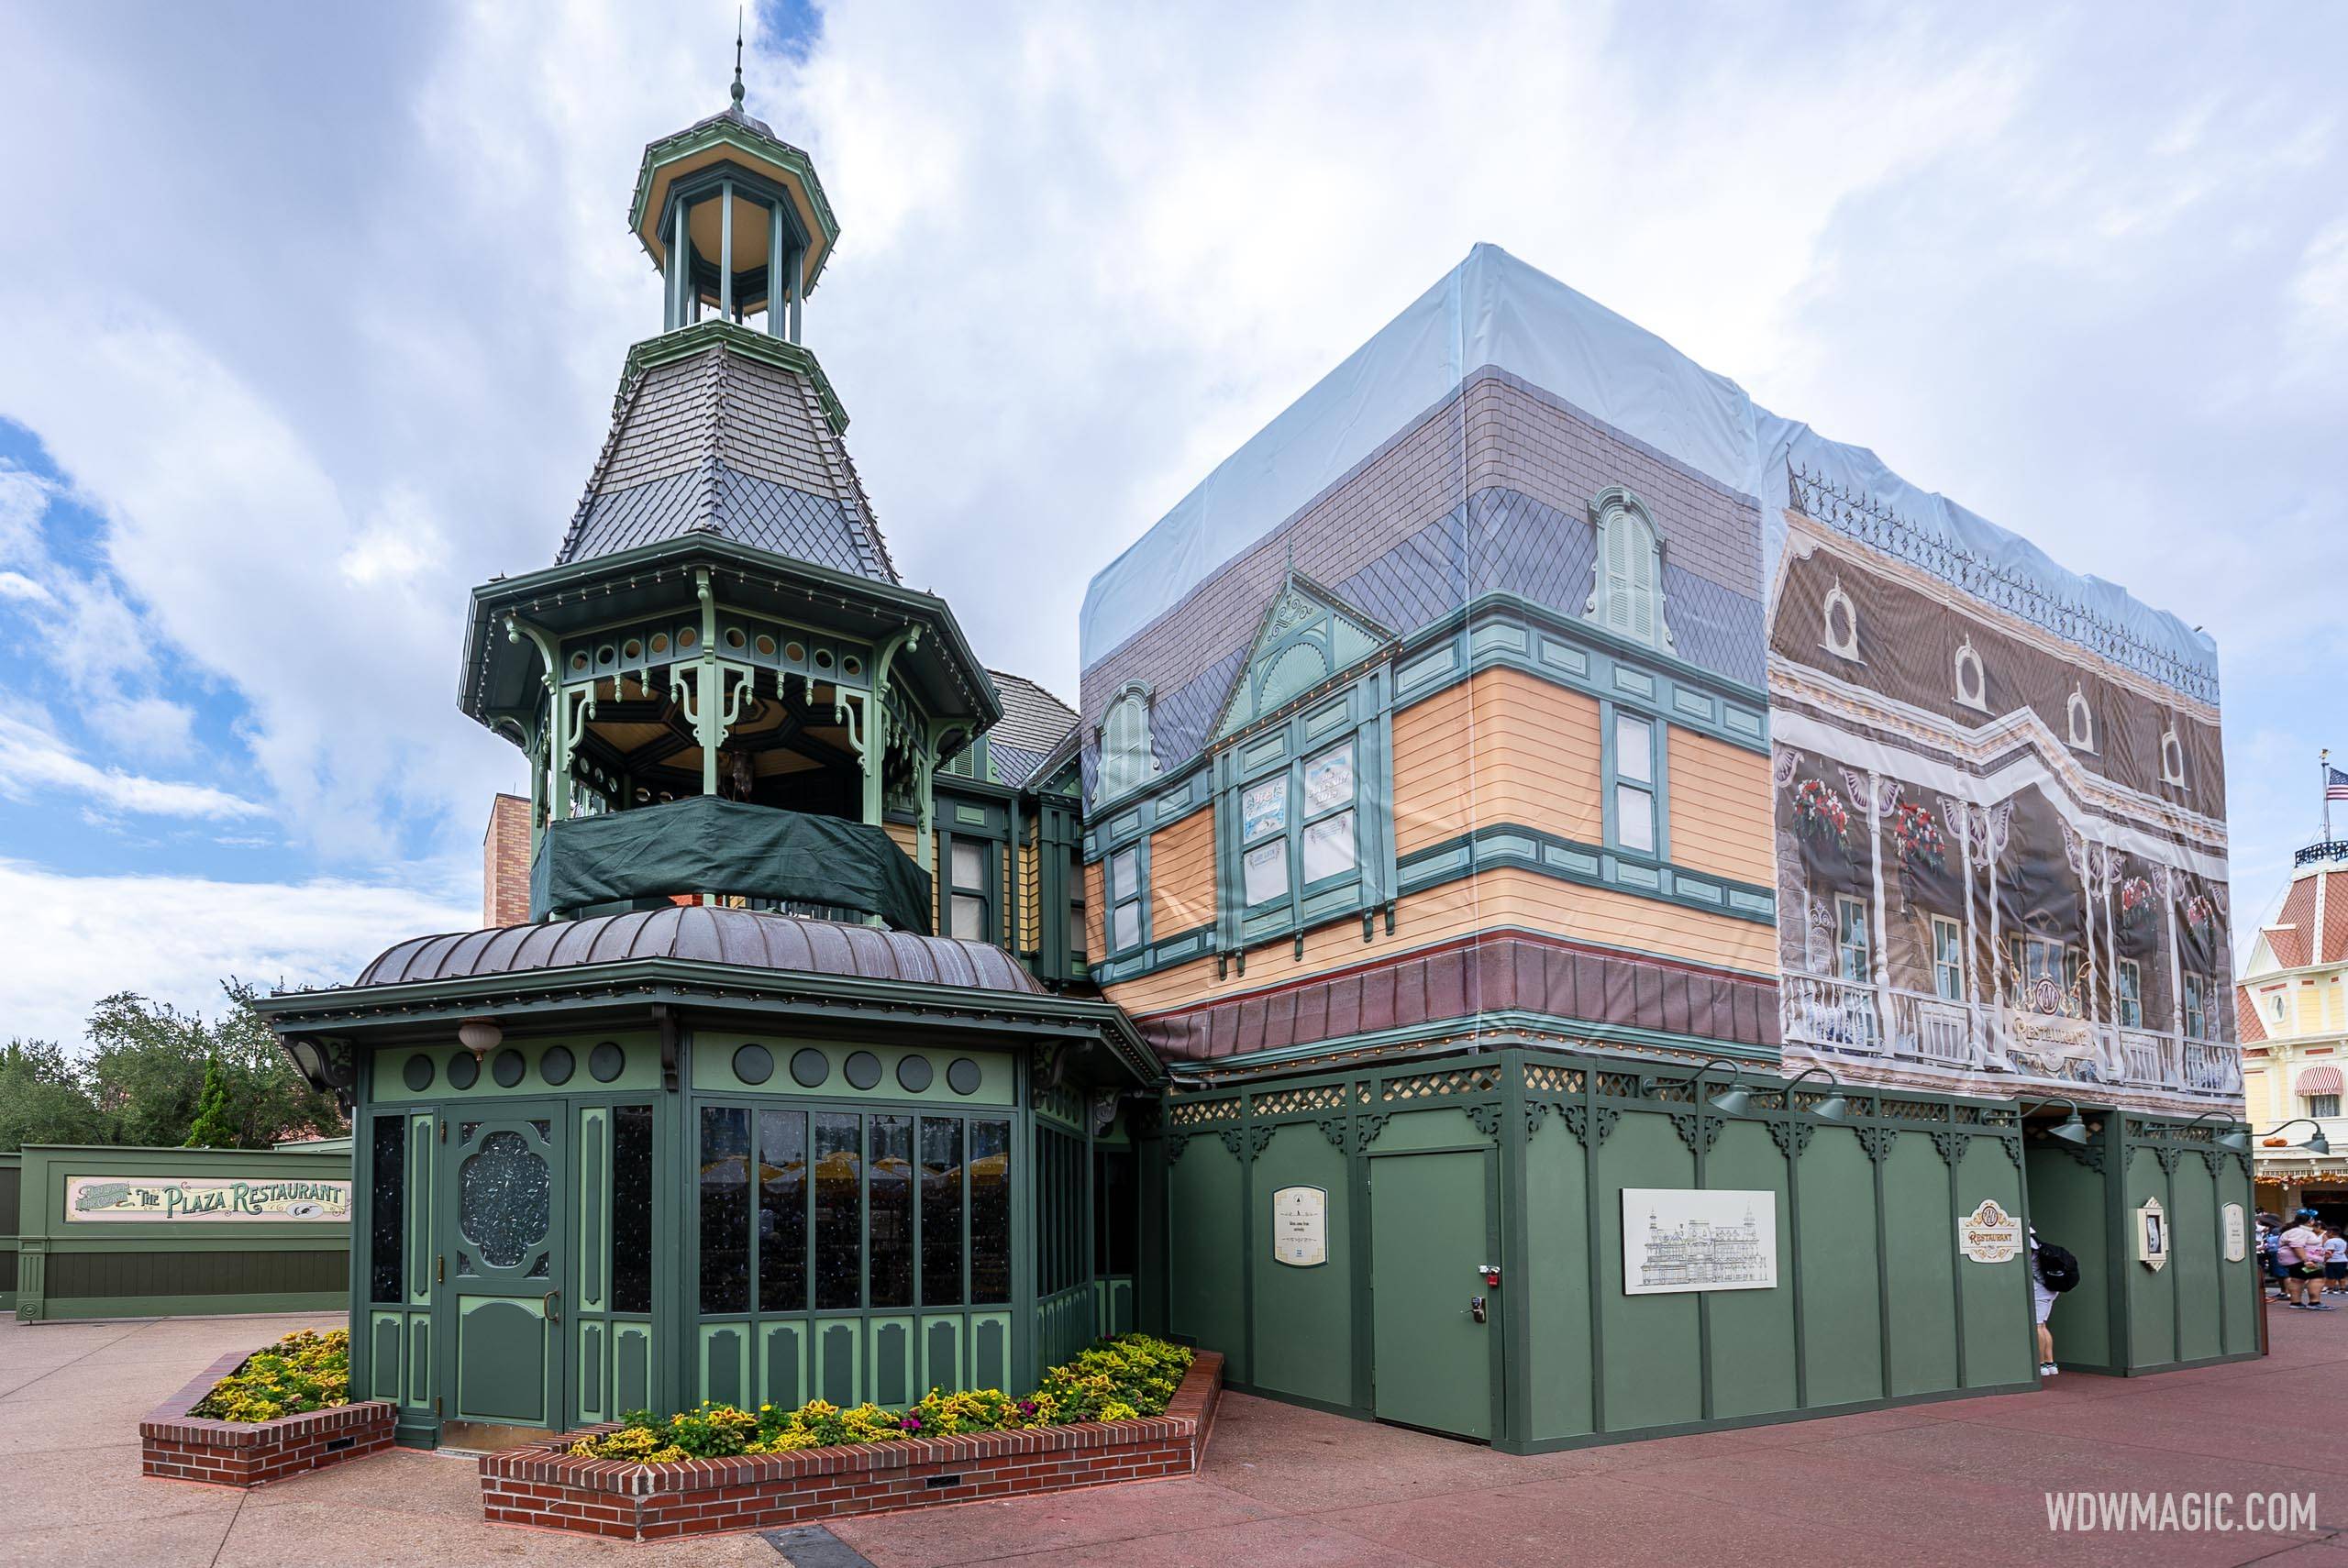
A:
7,1309,2348,1566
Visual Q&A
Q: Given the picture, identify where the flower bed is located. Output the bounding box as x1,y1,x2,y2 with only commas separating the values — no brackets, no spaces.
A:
481,1342,1224,1541
141,1330,393,1488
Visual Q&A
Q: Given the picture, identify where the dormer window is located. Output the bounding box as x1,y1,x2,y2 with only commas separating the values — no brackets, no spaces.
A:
2160,727,2186,786
1096,684,1158,802
2066,685,2095,752
1820,580,1861,661
1584,488,1675,654
1954,637,1987,712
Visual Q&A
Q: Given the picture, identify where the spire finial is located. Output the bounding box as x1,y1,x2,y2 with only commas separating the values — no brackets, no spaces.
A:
730,7,746,106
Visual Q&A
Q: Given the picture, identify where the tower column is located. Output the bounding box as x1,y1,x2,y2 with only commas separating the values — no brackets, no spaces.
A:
769,204,786,339
719,180,735,320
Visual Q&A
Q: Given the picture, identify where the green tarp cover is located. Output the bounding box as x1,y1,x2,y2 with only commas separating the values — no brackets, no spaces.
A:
530,796,931,933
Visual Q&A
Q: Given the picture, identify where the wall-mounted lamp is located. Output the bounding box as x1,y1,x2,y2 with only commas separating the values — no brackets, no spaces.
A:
1644,1056,1753,1115
457,1019,504,1059
2021,1098,2092,1146
2270,1117,2331,1156
1781,1066,1850,1122
2182,1109,2252,1154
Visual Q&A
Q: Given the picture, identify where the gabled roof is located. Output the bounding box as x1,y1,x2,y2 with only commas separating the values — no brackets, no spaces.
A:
2263,869,2348,972
2237,988,2268,1044
554,328,897,582
984,669,1079,788
1209,570,1391,743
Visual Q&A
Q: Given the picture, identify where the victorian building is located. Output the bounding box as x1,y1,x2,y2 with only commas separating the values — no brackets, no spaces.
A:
258,85,2254,1461
2239,840,2348,1214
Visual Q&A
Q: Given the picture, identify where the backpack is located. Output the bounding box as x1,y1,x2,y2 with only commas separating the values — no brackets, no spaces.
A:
2036,1243,2081,1293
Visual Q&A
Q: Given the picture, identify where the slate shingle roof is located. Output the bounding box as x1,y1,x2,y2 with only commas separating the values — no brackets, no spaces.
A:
984,669,1079,789
556,343,898,581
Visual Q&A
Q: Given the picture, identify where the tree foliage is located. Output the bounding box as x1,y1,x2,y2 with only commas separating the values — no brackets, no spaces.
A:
0,983,345,1153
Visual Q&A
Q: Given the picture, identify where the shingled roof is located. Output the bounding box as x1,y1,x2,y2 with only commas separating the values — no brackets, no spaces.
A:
984,669,1078,788
555,338,898,581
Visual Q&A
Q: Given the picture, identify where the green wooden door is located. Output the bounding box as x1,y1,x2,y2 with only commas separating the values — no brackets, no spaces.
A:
439,1106,566,1442
1369,1149,1495,1440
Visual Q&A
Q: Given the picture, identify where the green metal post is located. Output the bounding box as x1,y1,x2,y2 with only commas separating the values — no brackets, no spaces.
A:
695,569,721,800
718,180,735,321
768,203,785,338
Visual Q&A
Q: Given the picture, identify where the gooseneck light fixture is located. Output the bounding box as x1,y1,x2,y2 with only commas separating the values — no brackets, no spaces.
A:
1643,1056,1755,1116
2181,1108,2253,1155
2021,1098,2093,1146
2267,1117,2332,1157
1780,1065,1851,1122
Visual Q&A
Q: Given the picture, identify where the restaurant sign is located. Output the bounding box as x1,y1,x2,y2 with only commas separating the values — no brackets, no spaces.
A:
65,1175,351,1224
1957,1198,2022,1264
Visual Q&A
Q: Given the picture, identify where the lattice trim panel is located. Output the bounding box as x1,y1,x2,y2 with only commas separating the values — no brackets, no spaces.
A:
1379,1066,1501,1102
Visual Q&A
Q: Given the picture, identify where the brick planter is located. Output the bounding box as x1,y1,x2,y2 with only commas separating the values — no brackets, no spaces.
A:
481,1350,1224,1541
139,1349,395,1488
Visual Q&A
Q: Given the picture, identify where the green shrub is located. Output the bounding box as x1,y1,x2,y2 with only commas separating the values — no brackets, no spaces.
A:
189,1329,350,1422
567,1332,1193,1463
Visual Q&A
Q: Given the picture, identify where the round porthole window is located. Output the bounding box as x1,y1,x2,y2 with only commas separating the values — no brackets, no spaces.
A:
447,1052,480,1090
402,1054,436,1092
791,1048,830,1088
814,648,834,670
678,626,697,649
896,1055,934,1093
756,635,777,657
842,656,862,677
492,1048,526,1088
540,1045,575,1086
570,652,589,671
725,627,746,649
736,1044,775,1085
650,633,670,655
623,638,643,660
946,1057,982,1095
784,642,805,663
845,1051,883,1090
589,1041,626,1083
596,644,617,668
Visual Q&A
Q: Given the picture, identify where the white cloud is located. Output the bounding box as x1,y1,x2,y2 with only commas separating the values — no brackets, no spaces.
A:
2292,216,2348,339
0,858,473,1050
0,712,263,821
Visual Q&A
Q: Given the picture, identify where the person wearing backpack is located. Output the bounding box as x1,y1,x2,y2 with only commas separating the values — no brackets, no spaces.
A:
2028,1228,2080,1375
2278,1212,2331,1309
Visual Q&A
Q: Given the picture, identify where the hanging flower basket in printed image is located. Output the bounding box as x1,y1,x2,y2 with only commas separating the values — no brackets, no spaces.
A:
1889,801,1944,876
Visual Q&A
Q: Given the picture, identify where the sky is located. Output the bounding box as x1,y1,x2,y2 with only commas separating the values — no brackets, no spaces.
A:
0,1,2341,1049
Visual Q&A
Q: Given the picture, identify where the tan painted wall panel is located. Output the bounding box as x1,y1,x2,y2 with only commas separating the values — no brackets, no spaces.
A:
1392,668,1602,854
1149,810,1217,936
1666,727,1773,887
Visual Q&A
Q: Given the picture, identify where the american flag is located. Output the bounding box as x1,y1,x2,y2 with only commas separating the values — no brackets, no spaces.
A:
2330,766,2348,803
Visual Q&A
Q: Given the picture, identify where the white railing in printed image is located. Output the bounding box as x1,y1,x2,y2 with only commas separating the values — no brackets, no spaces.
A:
1781,972,1881,1053
2182,1039,2241,1095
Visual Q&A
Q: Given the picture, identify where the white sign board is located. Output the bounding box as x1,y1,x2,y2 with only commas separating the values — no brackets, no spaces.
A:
65,1175,350,1224
2223,1203,2247,1264
1623,1188,1778,1295
2138,1196,2170,1272
1958,1198,2022,1264
1270,1185,1328,1267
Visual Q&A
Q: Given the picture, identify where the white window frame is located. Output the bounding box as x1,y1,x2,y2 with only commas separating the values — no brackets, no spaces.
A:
2160,728,2186,787
1095,683,1158,802
1835,894,1870,985
947,835,992,944
1606,706,1662,859
1103,841,1147,957
1930,915,1964,1001
2184,973,2210,1040
1953,637,1987,712
1821,580,1861,661
2066,685,2095,752
2310,1093,2342,1121
2116,957,2143,1029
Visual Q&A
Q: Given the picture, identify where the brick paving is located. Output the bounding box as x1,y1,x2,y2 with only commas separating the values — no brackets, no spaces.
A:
9,1308,2348,1566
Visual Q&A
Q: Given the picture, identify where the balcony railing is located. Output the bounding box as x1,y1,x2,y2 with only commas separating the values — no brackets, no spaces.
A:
1781,968,2241,1098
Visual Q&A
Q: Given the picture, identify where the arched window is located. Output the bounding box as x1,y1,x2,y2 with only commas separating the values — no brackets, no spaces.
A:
1095,684,1157,801
1953,637,1987,712
2160,727,2186,786
2066,685,2095,752
1584,488,1674,653
1820,580,1861,661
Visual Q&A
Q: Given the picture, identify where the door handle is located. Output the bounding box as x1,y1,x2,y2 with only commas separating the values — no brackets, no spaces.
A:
544,1290,561,1325
1469,1295,1489,1324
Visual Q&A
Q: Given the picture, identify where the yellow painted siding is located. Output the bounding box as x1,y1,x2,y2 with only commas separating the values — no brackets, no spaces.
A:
1392,667,1602,854
1666,727,1772,887
1102,864,1772,1020
1148,810,1217,937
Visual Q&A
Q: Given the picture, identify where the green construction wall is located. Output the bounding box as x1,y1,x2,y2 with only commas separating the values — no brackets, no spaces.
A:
11,1143,351,1322
1137,1049,2251,1454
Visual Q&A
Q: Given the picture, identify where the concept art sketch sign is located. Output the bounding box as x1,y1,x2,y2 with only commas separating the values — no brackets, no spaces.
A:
1270,1186,1328,1267
1958,1198,2022,1264
1622,1188,1778,1295
64,1176,351,1224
